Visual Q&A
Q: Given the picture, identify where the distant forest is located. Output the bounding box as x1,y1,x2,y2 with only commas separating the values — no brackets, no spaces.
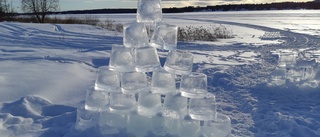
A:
57,1,320,14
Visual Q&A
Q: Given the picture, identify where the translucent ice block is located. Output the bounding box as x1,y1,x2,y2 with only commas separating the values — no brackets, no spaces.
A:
121,72,149,95
94,66,121,92
109,93,136,114
178,117,201,137
99,111,127,135
150,23,178,50
127,114,153,137
188,93,217,121
137,92,162,116
123,22,149,48
135,46,161,72
269,67,286,86
164,50,194,75
137,0,162,23
201,113,232,137
75,108,99,131
151,69,176,95
109,45,135,72
180,72,208,98
278,51,297,67
85,90,109,112
162,93,188,119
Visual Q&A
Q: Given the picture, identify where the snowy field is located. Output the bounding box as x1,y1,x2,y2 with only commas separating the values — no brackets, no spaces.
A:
1,10,320,136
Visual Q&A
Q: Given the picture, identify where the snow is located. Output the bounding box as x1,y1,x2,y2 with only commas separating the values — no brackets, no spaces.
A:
1,10,320,136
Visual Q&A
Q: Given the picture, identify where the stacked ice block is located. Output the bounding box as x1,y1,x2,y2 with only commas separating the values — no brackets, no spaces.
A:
75,0,231,136
270,50,317,87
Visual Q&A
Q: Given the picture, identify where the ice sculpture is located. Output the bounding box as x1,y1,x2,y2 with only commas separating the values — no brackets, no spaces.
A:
76,0,232,136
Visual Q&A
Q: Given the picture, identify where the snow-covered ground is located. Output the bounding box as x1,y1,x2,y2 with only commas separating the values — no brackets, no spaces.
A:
1,10,320,137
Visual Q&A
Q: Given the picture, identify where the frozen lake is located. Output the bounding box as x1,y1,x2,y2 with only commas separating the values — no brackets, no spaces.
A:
1,10,320,137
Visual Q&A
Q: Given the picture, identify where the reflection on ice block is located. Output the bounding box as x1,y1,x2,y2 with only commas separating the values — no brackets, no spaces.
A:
162,93,188,119
150,23,178,50
178,117,201,137
151,69,176,95
94,66,120,92
99,111,126,135
164,50,194,75
84,90,109,112
180,73,208,99
188,93,216,121
137,0,162,23
121,72,149,95
201,113,232,137
137,92,162,116
127,114,153,137
135,46,161,72
109,45,135,73
123,22,149,48
109,93,136,114
75,108,99,131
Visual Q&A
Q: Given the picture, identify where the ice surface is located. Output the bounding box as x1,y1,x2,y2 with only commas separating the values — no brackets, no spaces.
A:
75,108,99,131
150,116,177,136
121,72,149,95
151,69,176,95
109,45,135,72
178,117,201,137
99,111,127,135
202,113,231,137
180,73,208,98
137,92,162,116
135,46,161,72
123,22,149,48
94,66,120,92
188,93,217,121
164,50,194,75
162,93,188,119
84,90,109,112
109,93,136,114
137,0,162,23
160,117,181,136
99,111,127,129
127,114,153,137
150,23,178,50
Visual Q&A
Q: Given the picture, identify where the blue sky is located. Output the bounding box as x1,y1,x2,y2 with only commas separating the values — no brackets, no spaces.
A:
11,0,312,11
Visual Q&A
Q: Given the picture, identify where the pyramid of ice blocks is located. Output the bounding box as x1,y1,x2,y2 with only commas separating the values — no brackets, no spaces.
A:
75,0,231,136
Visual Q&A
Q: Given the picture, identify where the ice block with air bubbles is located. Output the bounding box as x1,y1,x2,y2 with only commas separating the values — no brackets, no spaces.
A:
137,0,162,23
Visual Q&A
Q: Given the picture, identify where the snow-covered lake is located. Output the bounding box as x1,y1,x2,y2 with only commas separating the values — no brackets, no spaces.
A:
1,10,320,137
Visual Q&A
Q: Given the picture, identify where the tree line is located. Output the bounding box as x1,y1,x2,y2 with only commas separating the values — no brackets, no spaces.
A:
0,0,14,20
58,1,320,14
1,0,319,23
200,1,320,12
0,0,59,23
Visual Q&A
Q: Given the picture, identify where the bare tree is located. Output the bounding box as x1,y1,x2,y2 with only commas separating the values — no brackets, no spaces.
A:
0,0,5,18
21,0,59,23
0,0,15,21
